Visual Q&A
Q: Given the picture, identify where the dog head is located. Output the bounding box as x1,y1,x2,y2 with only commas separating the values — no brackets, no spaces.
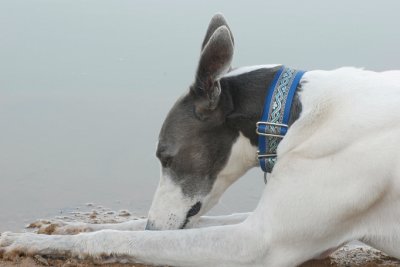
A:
146,14,257,230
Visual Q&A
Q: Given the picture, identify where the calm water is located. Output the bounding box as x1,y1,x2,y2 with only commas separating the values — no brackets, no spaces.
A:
1,0,399,232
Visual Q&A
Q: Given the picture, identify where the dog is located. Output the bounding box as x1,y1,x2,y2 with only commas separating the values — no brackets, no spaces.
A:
1,13,400,267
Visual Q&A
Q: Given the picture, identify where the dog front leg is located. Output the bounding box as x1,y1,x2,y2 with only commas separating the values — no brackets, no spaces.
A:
30,212,252,235
190,212,252,228
1,223,264,267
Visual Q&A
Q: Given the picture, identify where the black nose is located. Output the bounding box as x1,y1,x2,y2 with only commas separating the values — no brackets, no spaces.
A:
181,202,202,229
187,202,202,218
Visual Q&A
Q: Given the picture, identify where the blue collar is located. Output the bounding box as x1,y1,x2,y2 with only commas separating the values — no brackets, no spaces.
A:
257,66,306,179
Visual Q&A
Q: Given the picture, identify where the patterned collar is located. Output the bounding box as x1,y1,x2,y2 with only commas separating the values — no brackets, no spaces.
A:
256,66,306,182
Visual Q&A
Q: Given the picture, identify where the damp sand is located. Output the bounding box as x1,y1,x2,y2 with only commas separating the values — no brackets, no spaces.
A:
1,206,399,267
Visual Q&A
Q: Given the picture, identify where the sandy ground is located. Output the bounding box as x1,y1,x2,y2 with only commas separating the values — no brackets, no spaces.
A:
1,247,399,267
1,206,399,267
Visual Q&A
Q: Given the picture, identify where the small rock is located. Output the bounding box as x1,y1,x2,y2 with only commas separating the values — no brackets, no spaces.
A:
34,255,49,266
61,258,78,267
118,210,131,217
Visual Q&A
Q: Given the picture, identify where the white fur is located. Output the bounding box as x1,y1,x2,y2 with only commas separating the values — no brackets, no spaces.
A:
222,64,281,78
2,68,400,266
191,133,257,225
146,172,203,230
191,133,257,220
147,133,257,229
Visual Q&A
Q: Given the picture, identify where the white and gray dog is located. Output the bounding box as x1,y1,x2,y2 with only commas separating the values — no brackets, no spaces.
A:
1,14,400,267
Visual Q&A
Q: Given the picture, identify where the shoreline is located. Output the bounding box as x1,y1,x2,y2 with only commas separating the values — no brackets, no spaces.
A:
1,206,399,267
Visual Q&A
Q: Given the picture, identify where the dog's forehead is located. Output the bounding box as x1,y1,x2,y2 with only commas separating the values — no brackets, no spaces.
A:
158,93,201,149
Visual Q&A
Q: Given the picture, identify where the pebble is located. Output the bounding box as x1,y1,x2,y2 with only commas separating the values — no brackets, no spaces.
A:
118,210,131,217
34,255,49,266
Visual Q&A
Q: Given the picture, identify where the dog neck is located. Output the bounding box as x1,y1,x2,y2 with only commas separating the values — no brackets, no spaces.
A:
221,65,303,146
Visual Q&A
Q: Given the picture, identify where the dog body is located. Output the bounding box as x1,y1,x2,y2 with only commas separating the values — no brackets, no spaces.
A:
1,14,400,267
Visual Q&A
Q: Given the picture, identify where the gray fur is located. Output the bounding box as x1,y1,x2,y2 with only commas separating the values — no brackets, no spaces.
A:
201,13,234,51
194,26,234,113
156,14,302,207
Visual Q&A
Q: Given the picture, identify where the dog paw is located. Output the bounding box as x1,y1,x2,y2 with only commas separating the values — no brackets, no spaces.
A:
0,232,33,260
0,231,77,260
27,220,92,235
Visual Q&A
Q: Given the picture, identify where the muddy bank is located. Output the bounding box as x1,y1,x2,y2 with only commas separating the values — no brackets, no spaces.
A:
1,206,399,267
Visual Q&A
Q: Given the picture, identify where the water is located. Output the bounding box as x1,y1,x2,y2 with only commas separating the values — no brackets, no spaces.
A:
1,0,399,232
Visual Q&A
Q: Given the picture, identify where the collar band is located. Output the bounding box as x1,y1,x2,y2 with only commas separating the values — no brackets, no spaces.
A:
257,66,306,176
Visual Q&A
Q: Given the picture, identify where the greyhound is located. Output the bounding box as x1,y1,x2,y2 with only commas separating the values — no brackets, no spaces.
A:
1,13,400,267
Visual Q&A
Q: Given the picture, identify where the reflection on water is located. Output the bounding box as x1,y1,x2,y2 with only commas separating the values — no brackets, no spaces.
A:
1,0,399,232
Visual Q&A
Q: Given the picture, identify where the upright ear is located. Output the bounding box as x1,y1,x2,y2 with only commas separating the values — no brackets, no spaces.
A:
201,13,234,51
193,25,234,113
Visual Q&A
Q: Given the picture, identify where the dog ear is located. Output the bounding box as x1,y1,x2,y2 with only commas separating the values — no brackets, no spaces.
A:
201,13,234,52
193,25,234,115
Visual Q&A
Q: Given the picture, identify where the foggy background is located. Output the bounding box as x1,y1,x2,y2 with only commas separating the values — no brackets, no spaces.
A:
1,0,399,231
